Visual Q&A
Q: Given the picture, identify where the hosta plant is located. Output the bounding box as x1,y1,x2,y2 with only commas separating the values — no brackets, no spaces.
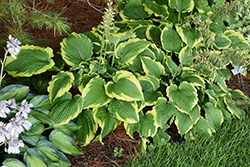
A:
0,84,82,167
3,0,250,153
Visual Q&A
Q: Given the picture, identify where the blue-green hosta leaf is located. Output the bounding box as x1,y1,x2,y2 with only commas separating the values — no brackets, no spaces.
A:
108,99,139,123
60,32,93,67
145,25,162,46
93,106,120,143
180,72,205,88
153,98,178,128
80,76,111,109
0,84,29,101
30,109,54,126
105,70,144,101
49,129,82,155
161,26,182,52
25,123,44,135
30,95,52,110
50,95,84,126
178,46,193,65
48,71,74,102
120,5,149,20
169,0,195,13
203,102,224,131
144,1,169,19
176,24,202,48
24,148,47,167
36,140,61,163
175,110,193,136
115,38,150,63
5,45,54,77
224,96,244,119
140,56,165,79
75,109,98,146
138,75,160,91
2,158,26,167
167,81,198,111
20,134,40,146
214,34,231,49
225,30,250,49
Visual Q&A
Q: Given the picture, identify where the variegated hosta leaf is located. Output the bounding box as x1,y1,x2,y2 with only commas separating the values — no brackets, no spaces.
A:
138,75,159,92
140,56,165,79
24,148,47,167
203,102,224,131
80,76,111,109
175,110,193,136
30,95,52,110
224,96,244,119
108,98,139,123
176,24,202,49
120,5,149,20
153,98,178,128
5,45,54,77
115,38,151,63
165,55,181,75
180,72,205,88
93,106,120,143
143,91,163,106
179,46,193,65
189,104,201,125
105,70,144,101
161,26,182,52
49,129,82,155
50,95,84,126
109,31,136,47
167,81,198,112
2,159,26,167
60,32,93,67
168,0,195,13
145,25,162,46
0,84,29,101
143,1,169,19
75,109,98,146
225,30,250,49
48,71,74,102
188,117,213,138
214,34,231,49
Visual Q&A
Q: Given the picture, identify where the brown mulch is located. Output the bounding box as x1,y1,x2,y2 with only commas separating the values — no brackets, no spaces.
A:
1,1,250,167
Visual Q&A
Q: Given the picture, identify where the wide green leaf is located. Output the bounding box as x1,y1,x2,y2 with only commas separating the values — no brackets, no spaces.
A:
20,134,40,146
75,109,98,146
108,98,139,123
225,30,250,49
25,123,44,135
30,95,52,110
140,110,158,138
48,71,74,102
55,121,81,136
115,38,150,63
169,0,195,13
93,106,120,143
80,76,111,109
138,75,160,92
49,129,82,155
144,1,169,19
60,32,93,67
176,24,202,48
214,34,231,49
50,95,84,126
140,56,165,79
167,81,198,111
145,25,162,46
24,148,47,167
5,45,54,77
224,96,244,119
143,91,163,105
105,70,144,101
175,110,193,136
189,104,201,125
120,5,149,20
2,158,26,167
161,26,182,52
0,84,29,101
187,117,213,138
180,72,205,88
179,46,193,65
203,102,224,130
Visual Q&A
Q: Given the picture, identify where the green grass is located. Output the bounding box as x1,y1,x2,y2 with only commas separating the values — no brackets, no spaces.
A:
125,118,250,167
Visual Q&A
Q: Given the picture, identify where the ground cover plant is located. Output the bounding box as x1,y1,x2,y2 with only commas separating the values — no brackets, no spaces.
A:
1,0,250,166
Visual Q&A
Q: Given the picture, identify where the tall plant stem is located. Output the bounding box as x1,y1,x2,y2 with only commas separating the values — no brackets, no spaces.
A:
0,50,9,89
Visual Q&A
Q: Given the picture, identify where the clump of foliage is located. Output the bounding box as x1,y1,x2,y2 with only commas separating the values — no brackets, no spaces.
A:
1,0,250,165
0,0,70,45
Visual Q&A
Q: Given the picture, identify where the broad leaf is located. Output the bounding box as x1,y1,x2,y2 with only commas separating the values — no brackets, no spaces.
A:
145,25,162,46
179,46,193,65
5,45,54,77
167,81,198,111
2,158,26,167
48,71,74,102
224,96,244,119
144,1,169,19
30,95,52,110
80,76,111,109
189,104,201,124
138,75,160,91
0,84,29,101
105,70,144,101
161,26,182,52
140,56,165,79
169,0,195,13
203,102,224,130
115,38,150,63
120,5,149,20
214,34,231,49
108,99,139,123
50,95,84,126
24,148,47,167
49,129,82,155
175,111,193,136
180,72,205,88
60,32,93,67
188,117,213,138
143,90,163,106
75,109,98,146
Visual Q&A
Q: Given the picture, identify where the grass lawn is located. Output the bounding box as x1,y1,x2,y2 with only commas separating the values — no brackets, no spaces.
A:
126,117,250,167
